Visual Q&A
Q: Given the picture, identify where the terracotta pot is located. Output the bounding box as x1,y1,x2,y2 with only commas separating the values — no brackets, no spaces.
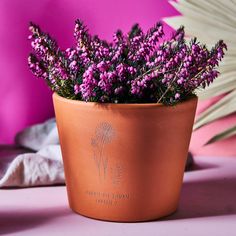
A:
53,93,198,222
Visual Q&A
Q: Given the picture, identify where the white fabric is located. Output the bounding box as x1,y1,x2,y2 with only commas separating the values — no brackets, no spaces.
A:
15,118,59,151
0,119,64,188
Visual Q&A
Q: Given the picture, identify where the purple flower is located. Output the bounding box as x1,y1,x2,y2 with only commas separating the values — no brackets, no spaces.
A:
74,84,80,95
114,86,124,95
80,64,98,101
97,61,108,72
98,72,113,93
175,93,180,100
28,20,227,105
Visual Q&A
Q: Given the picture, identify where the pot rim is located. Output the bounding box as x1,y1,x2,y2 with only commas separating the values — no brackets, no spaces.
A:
53,92,198,109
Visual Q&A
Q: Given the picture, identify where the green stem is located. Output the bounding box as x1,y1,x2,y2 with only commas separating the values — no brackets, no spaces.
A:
157,62,183,103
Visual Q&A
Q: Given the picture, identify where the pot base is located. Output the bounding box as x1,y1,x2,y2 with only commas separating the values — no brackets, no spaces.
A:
70,206,178,222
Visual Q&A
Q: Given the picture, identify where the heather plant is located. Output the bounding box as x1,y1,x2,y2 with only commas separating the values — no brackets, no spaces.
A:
28,20,226,105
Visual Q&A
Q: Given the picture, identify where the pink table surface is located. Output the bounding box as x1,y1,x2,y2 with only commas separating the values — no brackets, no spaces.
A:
0,156,236,236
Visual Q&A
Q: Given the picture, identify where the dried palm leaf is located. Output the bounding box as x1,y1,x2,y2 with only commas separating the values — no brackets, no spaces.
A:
205,124,236,145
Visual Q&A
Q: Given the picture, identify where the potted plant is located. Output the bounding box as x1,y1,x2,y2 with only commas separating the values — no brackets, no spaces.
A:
28,20,226,222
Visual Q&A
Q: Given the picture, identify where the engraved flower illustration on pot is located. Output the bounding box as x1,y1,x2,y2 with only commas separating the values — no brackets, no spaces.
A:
111,163,124,187
91,122,115,180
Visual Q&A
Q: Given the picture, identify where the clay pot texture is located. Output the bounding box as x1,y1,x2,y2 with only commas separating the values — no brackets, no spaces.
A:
53,93,198,222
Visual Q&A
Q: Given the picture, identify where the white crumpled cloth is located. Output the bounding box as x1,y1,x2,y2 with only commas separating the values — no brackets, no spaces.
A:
0,119,64,188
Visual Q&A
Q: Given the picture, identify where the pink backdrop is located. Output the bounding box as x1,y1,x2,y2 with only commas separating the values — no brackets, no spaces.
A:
0,0,235,156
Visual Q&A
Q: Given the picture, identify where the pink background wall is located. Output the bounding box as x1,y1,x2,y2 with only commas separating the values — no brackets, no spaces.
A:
0,0,235,156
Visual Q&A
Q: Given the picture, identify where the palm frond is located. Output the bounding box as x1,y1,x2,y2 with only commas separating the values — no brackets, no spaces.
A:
205,124,236,145
193,90,236,130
